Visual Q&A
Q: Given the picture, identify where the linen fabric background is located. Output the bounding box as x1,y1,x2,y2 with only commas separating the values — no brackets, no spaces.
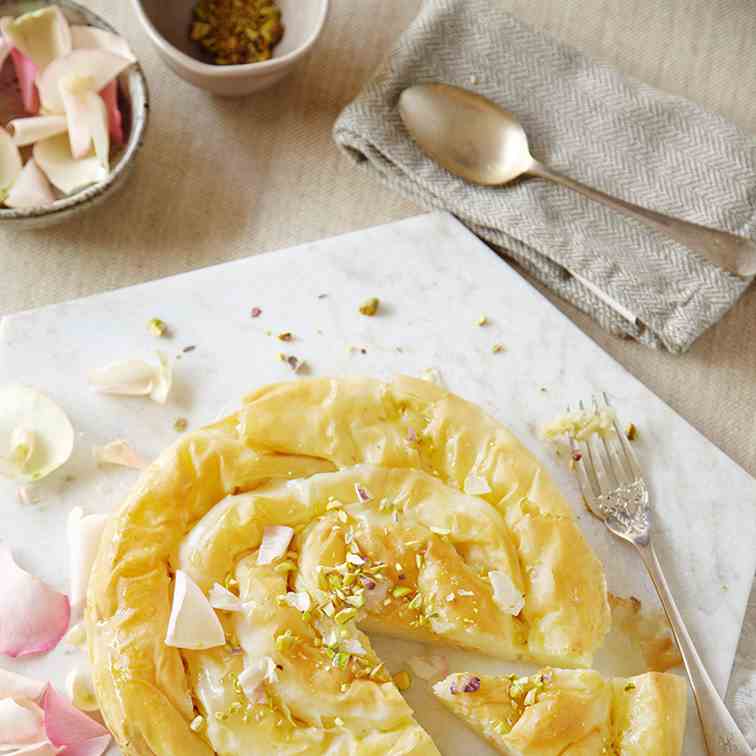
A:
0,0,754,745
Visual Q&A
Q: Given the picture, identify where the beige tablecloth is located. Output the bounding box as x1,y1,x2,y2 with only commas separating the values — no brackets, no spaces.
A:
1,0,755,744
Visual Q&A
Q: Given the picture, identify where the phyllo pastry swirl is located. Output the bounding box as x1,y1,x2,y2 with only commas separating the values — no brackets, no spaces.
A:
87,376,610,755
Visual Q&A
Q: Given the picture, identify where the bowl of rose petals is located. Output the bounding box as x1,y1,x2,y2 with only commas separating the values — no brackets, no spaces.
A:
0,1,148,227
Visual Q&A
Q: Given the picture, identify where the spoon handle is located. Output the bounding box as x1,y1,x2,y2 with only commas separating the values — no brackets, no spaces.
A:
528,161,756,277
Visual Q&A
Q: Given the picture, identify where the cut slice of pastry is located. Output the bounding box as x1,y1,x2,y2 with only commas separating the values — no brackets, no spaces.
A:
433,668,687,755
87,377,610,756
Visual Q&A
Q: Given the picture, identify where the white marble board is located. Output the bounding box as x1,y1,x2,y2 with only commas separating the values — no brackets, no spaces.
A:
1,212,754,755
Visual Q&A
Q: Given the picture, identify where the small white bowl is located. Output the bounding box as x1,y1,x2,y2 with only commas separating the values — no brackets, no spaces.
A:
132,0,329,96
0,0,148,229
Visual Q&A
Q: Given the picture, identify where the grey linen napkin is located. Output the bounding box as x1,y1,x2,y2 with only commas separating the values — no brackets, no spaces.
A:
333,0,756,352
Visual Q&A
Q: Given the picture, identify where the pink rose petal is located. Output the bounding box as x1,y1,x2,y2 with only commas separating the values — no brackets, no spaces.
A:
0,547,70,658
60,733,111,756
10,49,39,115
42,684,108,748
99,81,123,146
0,667,46,700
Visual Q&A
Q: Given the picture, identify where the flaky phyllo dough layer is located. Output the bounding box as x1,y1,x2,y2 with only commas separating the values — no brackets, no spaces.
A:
86,376,610,755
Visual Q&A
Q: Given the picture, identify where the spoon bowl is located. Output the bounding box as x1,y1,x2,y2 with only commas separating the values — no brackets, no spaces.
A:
398,83,533,185
398,82,756,277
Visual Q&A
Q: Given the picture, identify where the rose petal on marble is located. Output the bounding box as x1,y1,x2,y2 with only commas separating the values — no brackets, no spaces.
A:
0,698,45,746
5,158,56,209
65,664,98,712
66,507,108,615
71,25,135,62
98,81,123,146
92,439,145,469
165,570,225,650
88,359,155,396
148,352,172,404
0,547,70,657
488,570,524,616
0,668,46,701
257,525,294,565
42,684,108,749
37,49,131,114
8,115,67,146
208,583,245,613
8,48,39,114
0,127,22,197
463,473,491,496
1,7,71,71
0,384,75,482
61,88,108,165
33,134,107,194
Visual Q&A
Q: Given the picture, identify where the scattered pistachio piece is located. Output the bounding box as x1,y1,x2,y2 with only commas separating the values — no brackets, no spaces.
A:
626,423,638,441
174,417,188,432
334,716,345,727
477,315,488,326
358,297,380,317
250,307,262,318
277,331,294,342
274,560,296,573
392,586,411,599
624,682,636,692
190,715,205,732
334,607,357,624
393,670,411,691
148,318,168,337
492,343,505,354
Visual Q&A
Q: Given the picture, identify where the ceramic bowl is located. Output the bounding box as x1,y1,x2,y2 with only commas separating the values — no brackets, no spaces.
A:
131,0,329,96
0,0,148,229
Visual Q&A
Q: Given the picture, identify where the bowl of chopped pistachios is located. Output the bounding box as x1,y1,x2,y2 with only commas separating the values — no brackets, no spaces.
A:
131,0,329,96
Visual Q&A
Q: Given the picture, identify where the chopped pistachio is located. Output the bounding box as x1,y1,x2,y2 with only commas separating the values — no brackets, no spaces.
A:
334,607,358,624
624,682,636,692
275,629,296,652
277,331,294,342
190,715,205,732
492,343,505,354
174,417,188,432
626,423,638,441
148,318,168,337
358,297,380,316
334,716,345,727
333,652,349,669
477,315,488,326
393,670,412,691
523,688,538,706
408,593,423,610
392,586,411,599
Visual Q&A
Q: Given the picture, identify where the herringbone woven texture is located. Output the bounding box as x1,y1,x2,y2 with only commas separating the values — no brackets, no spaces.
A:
333,0,756,352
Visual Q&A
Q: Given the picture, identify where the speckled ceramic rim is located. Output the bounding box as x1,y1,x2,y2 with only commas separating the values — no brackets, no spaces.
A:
0,0,149,223
131,0,329,80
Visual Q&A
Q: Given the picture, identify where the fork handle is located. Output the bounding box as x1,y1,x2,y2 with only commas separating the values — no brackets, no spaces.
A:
636,542,752,755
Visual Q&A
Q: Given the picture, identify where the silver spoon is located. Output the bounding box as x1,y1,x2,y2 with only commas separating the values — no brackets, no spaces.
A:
399,83,756,278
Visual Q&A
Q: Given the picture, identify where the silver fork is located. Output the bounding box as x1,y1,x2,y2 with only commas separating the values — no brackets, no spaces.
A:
566,394,751,756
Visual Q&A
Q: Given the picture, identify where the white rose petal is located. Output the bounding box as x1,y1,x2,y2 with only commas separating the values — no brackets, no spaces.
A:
238,656,278,702
71,25,136,62
88,353,173,404
67,506,108,615
5,159,55,208
34,134,108,194
208,583,245,613
93,439,145,469
1,7,71,71
165,570,225,650
0,127,22,197
65,663,99,711
489,570,525,616
257,525,294,565
8,116,68,147
0,384,74,482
